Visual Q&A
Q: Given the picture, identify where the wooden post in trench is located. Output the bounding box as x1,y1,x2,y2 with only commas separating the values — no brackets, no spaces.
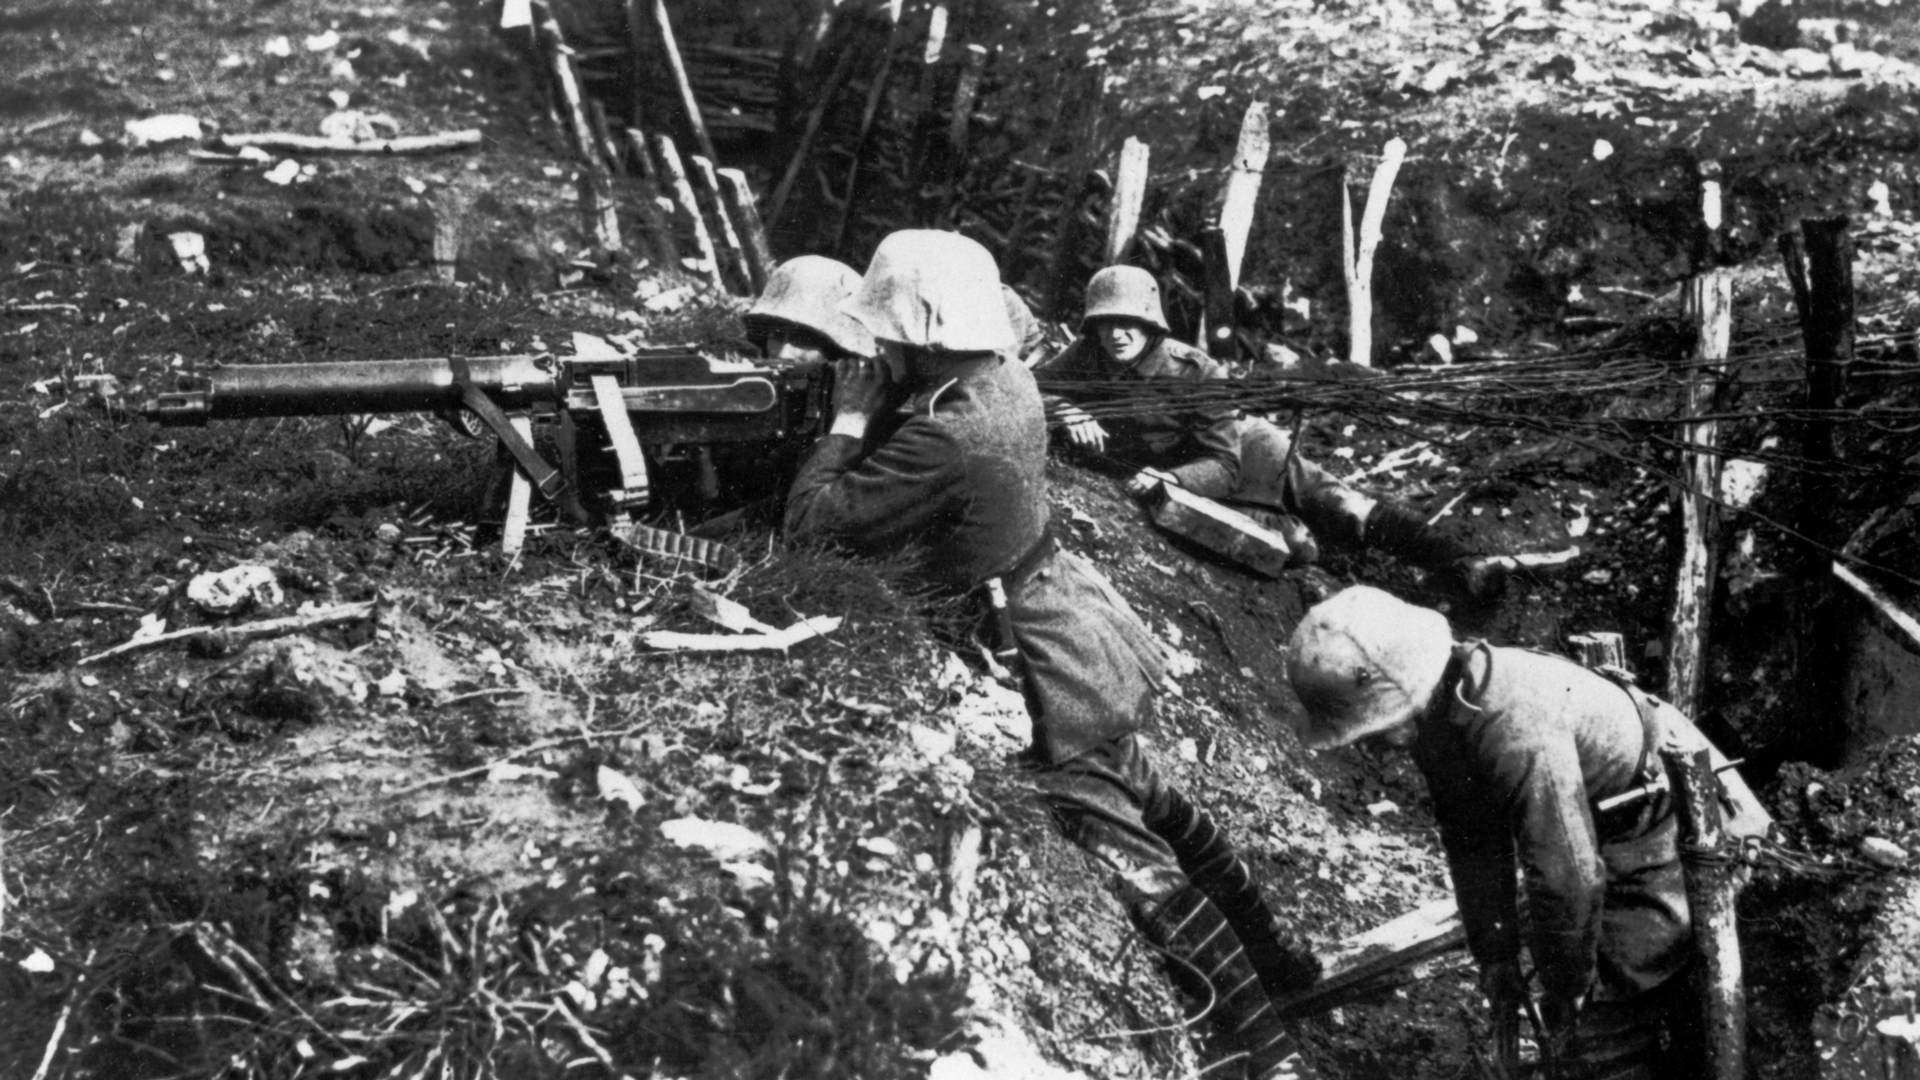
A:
1341,138,1406,367
530,0,625,266
1793,217,1855,560
1665,164,1731,720
1662,745,1746,1080
1103,138,1150,265
690,154,752,294
622,127,682,271
649,0,721,171
654,134,725,291
1201,101,1269,357
717,168,775,293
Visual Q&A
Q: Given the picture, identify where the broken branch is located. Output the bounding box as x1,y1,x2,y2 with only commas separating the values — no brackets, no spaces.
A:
78,600,376,666
216,130,482,155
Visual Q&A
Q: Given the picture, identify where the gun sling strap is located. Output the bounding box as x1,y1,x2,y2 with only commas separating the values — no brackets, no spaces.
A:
449,355,565,499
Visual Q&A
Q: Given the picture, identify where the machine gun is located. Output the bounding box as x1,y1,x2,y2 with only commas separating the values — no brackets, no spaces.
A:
129,348,832,566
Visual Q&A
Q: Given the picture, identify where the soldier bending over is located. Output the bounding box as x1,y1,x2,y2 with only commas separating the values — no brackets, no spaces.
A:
1285,586,1770,1079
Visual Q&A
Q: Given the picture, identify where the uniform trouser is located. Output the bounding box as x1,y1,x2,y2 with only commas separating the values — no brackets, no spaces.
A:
1028,733,1189,902
1229,418,1377,550
1555,966,1704,1080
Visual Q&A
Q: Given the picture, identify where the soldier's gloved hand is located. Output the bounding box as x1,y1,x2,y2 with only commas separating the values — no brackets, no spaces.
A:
1124,467,1177,499
828,356,895,439
1053,404,1109,451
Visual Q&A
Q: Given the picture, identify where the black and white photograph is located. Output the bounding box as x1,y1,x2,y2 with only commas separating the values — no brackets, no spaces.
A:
1,0,1918,1077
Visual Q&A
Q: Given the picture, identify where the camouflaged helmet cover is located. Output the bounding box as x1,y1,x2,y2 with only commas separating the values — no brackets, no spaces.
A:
746,255,875,357
1286,586,1455,749
844,230,1016,353
1081,265,1170,335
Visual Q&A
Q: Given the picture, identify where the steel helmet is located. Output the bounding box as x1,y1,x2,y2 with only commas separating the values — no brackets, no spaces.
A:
746,255,875,357
1286,586,1454,750
1081,265,1169,334
844,230,1016,353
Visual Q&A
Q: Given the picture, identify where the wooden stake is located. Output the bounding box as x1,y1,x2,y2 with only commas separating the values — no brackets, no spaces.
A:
1200,226,1237,358
769,42,858,228
1342,138,1406,367
717,168,774,292
1218,101,1269,290
621,127,681,269
531,1,624,264
1796,216,1854,554
1666,269,1732,719
655,133,723,290
1102,138,1150,266
946,43,988,166
832,8,906,252
586,98,626,177
1271,896,1466,1018
1660,745,1746,1080
690,154,750,293
651,0,720,169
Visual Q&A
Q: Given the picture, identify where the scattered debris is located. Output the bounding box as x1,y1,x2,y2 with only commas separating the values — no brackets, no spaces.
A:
659,817,769,862
124,113,202,148
186,564,283,616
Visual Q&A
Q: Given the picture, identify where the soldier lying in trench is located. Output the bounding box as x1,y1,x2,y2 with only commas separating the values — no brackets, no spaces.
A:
1286,586,1772,1080
781,230,1320,1080
1031,266,1508,602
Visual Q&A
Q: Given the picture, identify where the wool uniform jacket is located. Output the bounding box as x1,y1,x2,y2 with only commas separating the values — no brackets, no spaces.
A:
785,355,1164,763
1034,337,1372,542
1032,336,1242,496
1411,644,1769,1010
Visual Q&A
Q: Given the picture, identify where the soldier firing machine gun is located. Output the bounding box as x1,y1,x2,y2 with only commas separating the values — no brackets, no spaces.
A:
125,349,832,569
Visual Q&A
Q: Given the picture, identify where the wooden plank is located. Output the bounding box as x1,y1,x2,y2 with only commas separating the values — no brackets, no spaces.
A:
1834,562,1920,655
717,168,773,293
1271,896,1466,1018
1147,482,1291,578
215,130,482,155
1217,100,1269,290
1103,137,1150,265
655,133,724,290
1666,270,1732,718
1797,216,1855,553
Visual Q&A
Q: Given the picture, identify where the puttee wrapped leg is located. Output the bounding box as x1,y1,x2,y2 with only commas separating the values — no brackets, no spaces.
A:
1145,787,1323,998
1131,885,1318,1080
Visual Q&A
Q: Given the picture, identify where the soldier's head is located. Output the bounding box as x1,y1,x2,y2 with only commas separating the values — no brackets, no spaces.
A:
1286,586,1455,750
1081,266,1168,367
745,256,875,364
846,230,1016,385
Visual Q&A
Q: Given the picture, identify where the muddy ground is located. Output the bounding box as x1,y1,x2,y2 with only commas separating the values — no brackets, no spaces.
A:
4,0,1920,1078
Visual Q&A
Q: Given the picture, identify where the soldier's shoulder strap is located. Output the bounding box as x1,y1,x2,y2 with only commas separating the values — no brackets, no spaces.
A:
1587,664,1664,786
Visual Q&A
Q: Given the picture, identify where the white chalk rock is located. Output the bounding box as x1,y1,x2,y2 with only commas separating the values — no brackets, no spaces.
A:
660,817,769,862
124,114,202,149
187,565,283,616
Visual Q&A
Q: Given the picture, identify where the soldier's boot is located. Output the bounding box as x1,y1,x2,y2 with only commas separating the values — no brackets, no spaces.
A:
1131,886,1316,1080
1361,502,1509,603
1146,789,1321,999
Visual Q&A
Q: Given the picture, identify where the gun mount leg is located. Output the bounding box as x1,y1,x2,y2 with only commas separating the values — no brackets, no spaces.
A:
590,373,652,527
502,413,537,557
